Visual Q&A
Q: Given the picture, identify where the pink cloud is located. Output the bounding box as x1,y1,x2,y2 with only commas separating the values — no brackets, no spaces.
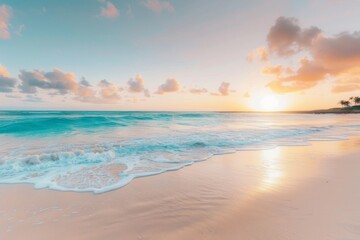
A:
100,2,119,19
266,16,321,57
156,78,179,94
142,0,174,13
210,82,232,96
19,69,78,94
18,68,123,104
127,74,145,93
218,82,230,96
253,16,360,93
98,79,121,102
127,74,151,98
0,5,11,39
247,47,268,62
189,87,208,95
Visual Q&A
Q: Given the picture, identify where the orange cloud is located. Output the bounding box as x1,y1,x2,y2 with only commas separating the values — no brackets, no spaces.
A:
262,65,283,76
247,47,268,62
74,78,123,104
74,78,97,103
332,84,360,93
0,65,10,77
76,86,97,101
0,65,16,92
98,79,121,102
331,72,360,93
266,58,327,93
254,16,360,93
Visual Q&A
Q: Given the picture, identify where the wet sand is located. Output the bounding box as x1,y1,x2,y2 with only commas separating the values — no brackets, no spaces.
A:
1,137,360,240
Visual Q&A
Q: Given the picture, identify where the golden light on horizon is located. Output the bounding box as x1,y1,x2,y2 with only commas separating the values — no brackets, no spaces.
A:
250,94,288,112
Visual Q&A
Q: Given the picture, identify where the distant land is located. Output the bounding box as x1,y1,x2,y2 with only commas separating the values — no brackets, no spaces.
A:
304,106,360,114
230,105,360,114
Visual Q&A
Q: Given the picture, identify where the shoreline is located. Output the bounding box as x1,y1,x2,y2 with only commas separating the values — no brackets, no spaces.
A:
1,137,360,239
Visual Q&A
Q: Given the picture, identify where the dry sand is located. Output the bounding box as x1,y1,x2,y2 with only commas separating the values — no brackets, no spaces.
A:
1,137,360,240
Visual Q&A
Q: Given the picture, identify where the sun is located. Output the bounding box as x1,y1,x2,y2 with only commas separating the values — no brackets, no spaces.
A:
260,95,280,111
251,94,286,112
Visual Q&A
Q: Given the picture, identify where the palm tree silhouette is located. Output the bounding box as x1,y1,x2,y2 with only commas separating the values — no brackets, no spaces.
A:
354,96,360,106
339,100,351,108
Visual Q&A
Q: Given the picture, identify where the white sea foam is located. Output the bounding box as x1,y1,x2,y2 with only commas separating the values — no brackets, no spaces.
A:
0,112,360,193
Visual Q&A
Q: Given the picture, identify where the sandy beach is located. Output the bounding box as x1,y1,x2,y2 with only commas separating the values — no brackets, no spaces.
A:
0,137,359,240
2,0,360,238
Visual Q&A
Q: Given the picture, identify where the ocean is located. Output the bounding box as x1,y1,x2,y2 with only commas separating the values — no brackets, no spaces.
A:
0,111,359,193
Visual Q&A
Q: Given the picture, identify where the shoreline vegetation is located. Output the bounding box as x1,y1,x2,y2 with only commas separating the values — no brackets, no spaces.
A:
308,96,360,114
308,106,360,114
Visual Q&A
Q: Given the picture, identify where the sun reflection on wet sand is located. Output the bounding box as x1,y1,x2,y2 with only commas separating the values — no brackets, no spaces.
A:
259,147,283,191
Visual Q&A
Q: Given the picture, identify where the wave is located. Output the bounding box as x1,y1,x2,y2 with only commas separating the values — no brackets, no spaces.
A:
0,113,220,136
0,116,125,135
1,113,360,193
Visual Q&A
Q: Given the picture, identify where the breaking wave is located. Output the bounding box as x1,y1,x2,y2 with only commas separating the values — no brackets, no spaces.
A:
0,111,359,193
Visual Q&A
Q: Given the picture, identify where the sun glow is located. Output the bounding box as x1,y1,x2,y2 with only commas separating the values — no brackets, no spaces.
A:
251,94,287,112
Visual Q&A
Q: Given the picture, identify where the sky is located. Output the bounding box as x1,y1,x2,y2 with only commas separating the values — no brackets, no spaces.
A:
0,0,360,111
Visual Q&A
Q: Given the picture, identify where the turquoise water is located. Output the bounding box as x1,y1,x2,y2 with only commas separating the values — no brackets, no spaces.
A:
0,111,359,193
